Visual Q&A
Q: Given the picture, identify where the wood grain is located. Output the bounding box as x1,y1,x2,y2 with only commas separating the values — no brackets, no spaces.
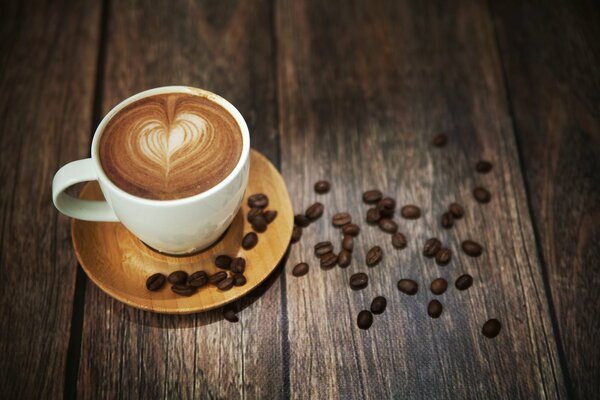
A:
0,0,101,398
277,0,566,398
490,0,600,397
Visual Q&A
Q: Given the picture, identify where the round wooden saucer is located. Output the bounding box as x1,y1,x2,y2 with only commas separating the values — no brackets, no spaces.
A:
72,150,293,314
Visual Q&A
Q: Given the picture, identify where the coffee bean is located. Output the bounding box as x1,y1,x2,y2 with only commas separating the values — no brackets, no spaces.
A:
423,238,442,258
400,205,421,219
320,253,338,269
188,271,208,288
292,262,309,277
391,232,407,249
476,160,493,173
171,284,196,296
342,235,354,252
432,133,447,147
428,300,443,318
430,278,448,295
462,240,483,257
247,207,263,223
230,257,246,274
217,277,234,291
314,180,330,194
251,214,268,233
242,232,258,250
337,250,351,268
449,202,464,219
248,193,268,208
357,310,373,330
305,202,324,221
377,197,396,217
342,223,360,236
370,296,387,314
397,279,418,295
362,190,382,204
378,218,398,233
208,271,227,284
441,212,454,229
168,270,188,285
455,274,473,290
314,241,334,257
264,210,278,224
233,273,246,286
146,273,166,291
223,307,239,323
473,187,491,203
291,226,303,243
350,272,369,290
482,319,502,338
294,214,311,227
435,248,452,266
366,207,381,224
215,255,232,269
366,246,383,266
332,212,351,227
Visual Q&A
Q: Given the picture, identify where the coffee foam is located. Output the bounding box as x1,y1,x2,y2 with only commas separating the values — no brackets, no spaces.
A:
99,93,243,200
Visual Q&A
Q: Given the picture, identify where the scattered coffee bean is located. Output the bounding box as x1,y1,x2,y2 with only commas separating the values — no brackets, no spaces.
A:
337,250,351,268
397,279,418,295
314,241,334,257
188,271,208,288
215,255,233,269
314,180,330,194
294,214,311,227
342,235,354,252
476,160,493,173
305,202,324,221
482,319,502,338
332,212,351,227
264,210,278,224
242,232,258,250
208,271,228,284
357,310,373,330
168,270,188,285
432,133,447,147
223,307,239,323
291,226,303,243
362,190,382,204
366,246,383,266
455,274,473,290
349,272,369,290
441,212,454,229
251,214,268,233
248,193,268,208
342,223,360,236
435,248,452,266
146,273,166,291
391,232,407,249
378,218,398,233
230,257,246,274
292,262,309,277
366,207,381,224
233,273,247,286
449,202,464,219
430,278,448,295
217,277,234,291
423,238,442,258
377,197,396,217
428,299,443,318
247,207,263,223
401,205,421,219
473,187,491,203
320,253,338,269
462,240,483,257
370,296,387,314
171,284,196,296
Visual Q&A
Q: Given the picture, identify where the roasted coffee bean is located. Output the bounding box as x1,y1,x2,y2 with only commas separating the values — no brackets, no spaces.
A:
294,214,311,227
391,232,407,249
378,218,398,233
247,207,263,223
357,310,373,330
171,284,196,296
264,210,278,224
366,246,383,266
377,197,396,217
428,300,443,318
435,248,452,266
215,255,232,269
223,307,239,323
332,212,351,227
423,238,442,258
168,270,188,285
350,272,369,290
188,271,208,288
314,241,334,257
291,226,303,244
314,180,331,194
248,193,268,208
476,160,493,173
455,274,473,290
430,278,448,295
462,240,483,257
342,235,354,252
342,223,360,236
432,133,447,147
217,277,234,291
320,253,338,269
230,257,246,274
208,271,228,284
146,273,166,291
441,212,454,229
242,232,258,250
449,202,464,219
473,187,491,203
251,214,268,233
366,207,381,224
482,319,502,338
305,202,324,221
370,296,387,314
233,273,247,286
400,205,421,219
337,250,352,268
397,279,418,295
362,190,383,204
292,262,309,277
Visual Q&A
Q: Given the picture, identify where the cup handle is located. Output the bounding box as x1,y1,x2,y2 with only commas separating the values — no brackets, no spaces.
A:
52,159,119,222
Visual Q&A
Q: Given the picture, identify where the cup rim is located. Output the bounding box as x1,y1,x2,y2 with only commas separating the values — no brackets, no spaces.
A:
90,86,250,205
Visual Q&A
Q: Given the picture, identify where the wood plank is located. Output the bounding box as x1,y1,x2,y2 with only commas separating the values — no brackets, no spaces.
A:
276,0,566,398
76,0,283,398
0,0,101,397
490,0,600,397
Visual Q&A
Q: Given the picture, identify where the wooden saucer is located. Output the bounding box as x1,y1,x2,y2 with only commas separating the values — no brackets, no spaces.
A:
72,150,293,314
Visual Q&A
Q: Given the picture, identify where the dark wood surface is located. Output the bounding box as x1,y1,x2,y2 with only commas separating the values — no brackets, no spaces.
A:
0,0,597,399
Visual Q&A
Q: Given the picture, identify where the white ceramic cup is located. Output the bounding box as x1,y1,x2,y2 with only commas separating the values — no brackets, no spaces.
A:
52,86,250,255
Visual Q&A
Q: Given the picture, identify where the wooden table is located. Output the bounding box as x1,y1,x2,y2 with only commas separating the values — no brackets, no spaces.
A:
1,0,598,398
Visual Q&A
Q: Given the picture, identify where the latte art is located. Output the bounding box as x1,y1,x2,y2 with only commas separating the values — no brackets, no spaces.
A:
99,93,243,200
